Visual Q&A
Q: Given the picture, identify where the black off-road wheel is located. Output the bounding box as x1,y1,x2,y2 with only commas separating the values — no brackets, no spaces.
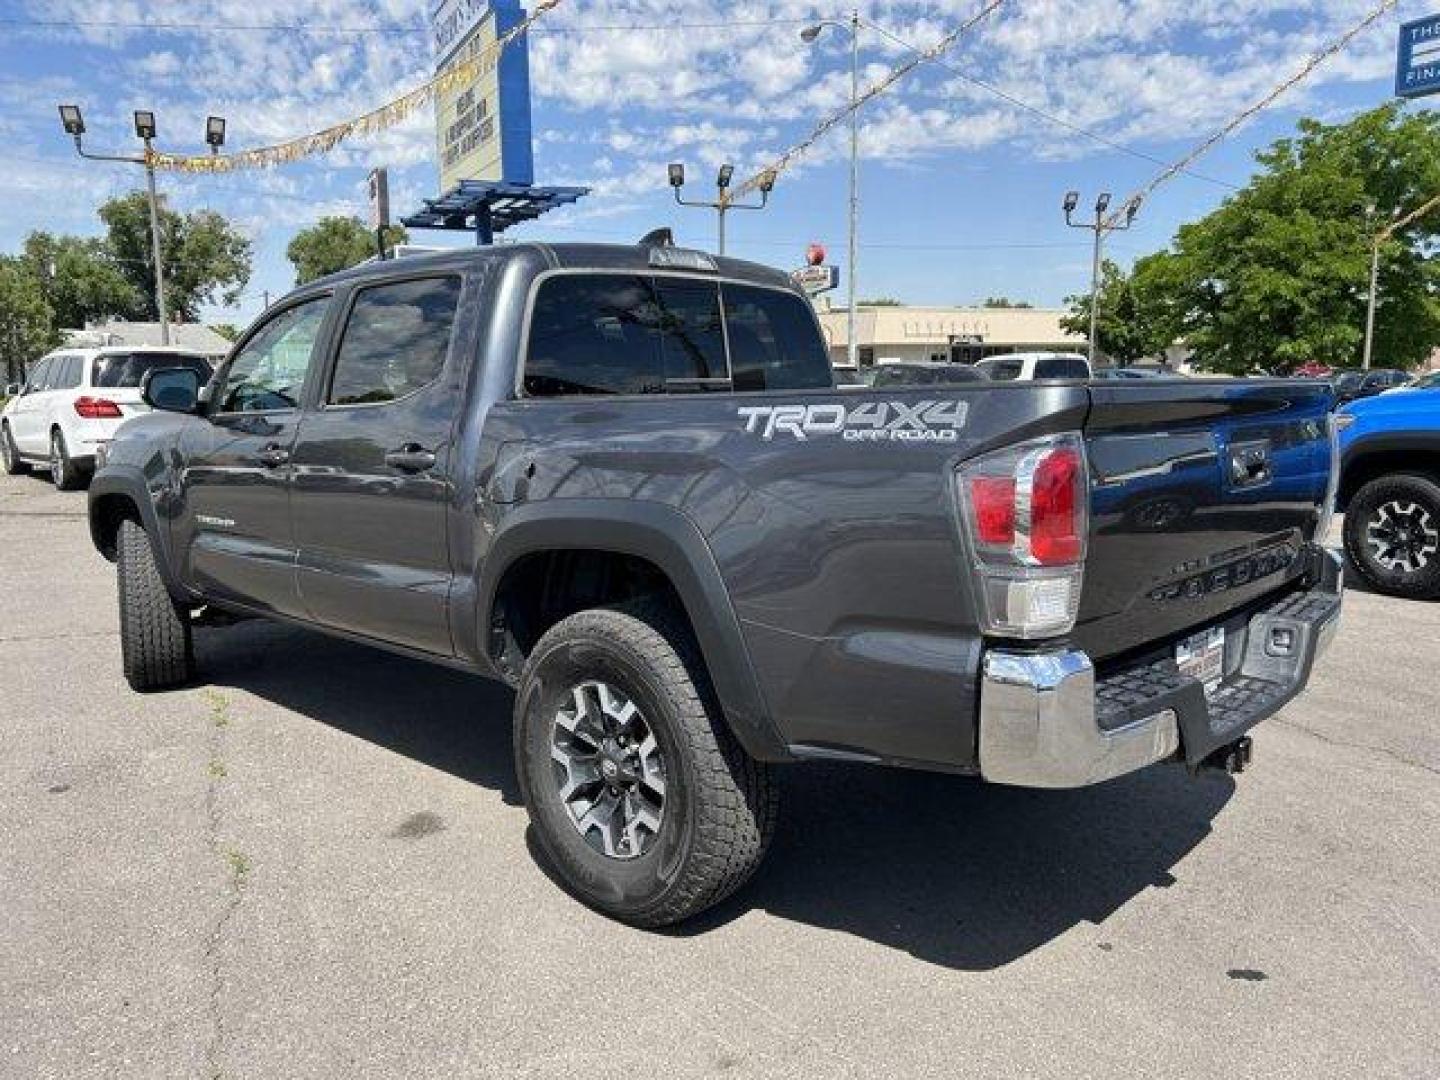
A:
1,423,27,475
514,604,777,927
1343,473,1440,601
117,519,195,690
49,428,82,491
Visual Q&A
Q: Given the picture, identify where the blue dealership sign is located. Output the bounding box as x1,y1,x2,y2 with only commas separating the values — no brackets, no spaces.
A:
1396,14,1440,99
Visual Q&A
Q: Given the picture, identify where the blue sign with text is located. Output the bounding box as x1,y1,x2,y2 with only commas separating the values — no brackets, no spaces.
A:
1397,14,1440,99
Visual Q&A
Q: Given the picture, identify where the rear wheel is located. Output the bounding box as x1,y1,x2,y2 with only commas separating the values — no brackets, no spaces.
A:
1,423,26,475
514,605,777,927
1343,473,1440,600
117,519,195,690
49,429,81,490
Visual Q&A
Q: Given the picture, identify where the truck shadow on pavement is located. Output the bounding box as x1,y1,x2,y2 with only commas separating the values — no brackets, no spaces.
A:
195,618,1235,971
691,762,1235,970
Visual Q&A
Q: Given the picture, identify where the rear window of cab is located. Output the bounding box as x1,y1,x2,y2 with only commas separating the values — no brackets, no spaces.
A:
523,274,833,397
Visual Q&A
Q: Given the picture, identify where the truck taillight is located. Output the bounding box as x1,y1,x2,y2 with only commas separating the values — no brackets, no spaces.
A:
74,396,123,419
956,434,1089,639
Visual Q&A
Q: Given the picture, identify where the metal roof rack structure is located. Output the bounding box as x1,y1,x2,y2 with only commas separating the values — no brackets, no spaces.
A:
402,180,590,244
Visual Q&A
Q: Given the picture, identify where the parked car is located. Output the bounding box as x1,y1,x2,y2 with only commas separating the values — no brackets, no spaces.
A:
1093,367,1179,380
1337,386,1440,599
831,363,874,387
1383,370,1440,394
1332,368,1410,406
88,242,1342,926
975,352,1092,381
1293,362,1335,379
869,361,987,387
2,347,214,489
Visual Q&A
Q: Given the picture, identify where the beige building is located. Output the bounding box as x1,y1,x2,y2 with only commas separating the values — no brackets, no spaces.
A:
816,305,1085,367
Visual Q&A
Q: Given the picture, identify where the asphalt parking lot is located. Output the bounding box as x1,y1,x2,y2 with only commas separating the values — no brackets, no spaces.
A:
1,471,1437,1080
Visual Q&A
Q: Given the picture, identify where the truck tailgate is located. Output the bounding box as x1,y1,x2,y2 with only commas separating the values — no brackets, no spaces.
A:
1074,380,1333,662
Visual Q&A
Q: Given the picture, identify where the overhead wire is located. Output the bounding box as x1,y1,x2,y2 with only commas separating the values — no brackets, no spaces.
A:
730,0,1011,199
1104,0,1402,227
858,19,1240,192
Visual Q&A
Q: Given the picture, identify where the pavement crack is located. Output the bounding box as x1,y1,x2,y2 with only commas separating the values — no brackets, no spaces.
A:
1272,716,1440,778
199,689,246,1080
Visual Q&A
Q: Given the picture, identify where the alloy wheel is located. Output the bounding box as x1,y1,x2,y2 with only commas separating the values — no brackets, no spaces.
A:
50,434,63,486
1366,499,1440,575
550,680,667,860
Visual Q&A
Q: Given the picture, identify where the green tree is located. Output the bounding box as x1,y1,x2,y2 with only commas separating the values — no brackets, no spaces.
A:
286,217,408,284
21,232,142,329
0,256,57,386
981,296,1033,309
1130,104,1440,374
209,323,241,342
98,192,252,321
1062,259,1173,363
854,296,902,307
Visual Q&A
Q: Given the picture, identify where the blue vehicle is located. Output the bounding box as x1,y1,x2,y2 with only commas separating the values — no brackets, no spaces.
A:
1337,388,1440,599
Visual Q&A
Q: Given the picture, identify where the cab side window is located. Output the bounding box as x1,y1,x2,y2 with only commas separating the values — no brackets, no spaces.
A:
328,277,462,406
217,298,329,413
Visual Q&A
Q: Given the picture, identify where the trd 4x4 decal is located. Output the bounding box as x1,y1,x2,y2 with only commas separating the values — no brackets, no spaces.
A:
737,400,969,442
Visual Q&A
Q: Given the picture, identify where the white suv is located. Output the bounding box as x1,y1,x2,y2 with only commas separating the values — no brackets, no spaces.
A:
2,347,214,489
975,352,1093,381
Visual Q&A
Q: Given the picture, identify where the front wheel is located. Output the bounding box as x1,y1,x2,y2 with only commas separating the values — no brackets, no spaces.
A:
514,605,777,927
117,519,195,690
1,423,27,475
1343,473,1440,600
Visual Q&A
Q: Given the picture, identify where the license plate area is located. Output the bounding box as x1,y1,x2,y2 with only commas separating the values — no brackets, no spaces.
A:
1176,626,1225,695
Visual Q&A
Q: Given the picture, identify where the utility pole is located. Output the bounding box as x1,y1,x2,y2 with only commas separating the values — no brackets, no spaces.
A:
668,163,776,255
1363,234,1380,371
59,106,228,347
1063,191,1142,366
801,11,862,369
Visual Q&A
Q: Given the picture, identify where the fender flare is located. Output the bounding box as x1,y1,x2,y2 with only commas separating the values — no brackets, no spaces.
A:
87,466,193,606
478,499,791,763
1339,432,1440,507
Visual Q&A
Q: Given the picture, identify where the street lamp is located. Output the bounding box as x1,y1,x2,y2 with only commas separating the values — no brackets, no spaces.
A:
801,10,861,371
58,105,228,346
1064,190,1142,366
668,161,775,255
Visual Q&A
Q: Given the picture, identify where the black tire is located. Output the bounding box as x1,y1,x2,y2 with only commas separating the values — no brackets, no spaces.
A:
1343,473,1440,600
514,604,777,927
49,428,81,491
117,519,195,690
1,423,27,475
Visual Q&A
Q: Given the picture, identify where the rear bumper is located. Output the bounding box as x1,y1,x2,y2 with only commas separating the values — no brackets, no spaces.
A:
979,548,1342,788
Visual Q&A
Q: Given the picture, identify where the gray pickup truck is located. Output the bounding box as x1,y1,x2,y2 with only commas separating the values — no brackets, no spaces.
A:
88,242,1343,926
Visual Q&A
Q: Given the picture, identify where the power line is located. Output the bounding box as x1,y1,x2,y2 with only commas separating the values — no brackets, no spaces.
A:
859,19,1240,192
0,15,828,36
1107,0,1401,225
733,0,1011,198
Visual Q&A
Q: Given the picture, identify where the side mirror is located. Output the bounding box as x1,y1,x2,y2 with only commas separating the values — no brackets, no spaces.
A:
142,367,202,414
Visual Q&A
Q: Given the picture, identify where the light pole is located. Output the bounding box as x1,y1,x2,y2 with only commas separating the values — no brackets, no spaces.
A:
667,162,776,255
58,106,227,345
1363,233,1381,372
1064,190,1141,366
801,10,861,370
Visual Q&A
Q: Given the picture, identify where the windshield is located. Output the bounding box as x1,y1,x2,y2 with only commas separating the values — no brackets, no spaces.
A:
92,352,212,389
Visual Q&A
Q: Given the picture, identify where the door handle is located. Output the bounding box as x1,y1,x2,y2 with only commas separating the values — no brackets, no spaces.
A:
256,445,290,468
385,444,437,472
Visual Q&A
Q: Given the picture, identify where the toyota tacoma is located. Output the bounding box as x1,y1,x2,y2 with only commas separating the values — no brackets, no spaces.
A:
87,242,1343,926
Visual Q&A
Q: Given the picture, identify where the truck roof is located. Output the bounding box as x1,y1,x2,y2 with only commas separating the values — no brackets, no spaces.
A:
306,242,795,292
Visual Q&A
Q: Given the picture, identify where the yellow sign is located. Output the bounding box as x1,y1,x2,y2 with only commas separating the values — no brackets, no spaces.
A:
433,0,533,190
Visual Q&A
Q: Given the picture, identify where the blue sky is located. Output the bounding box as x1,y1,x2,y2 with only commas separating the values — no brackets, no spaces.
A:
0,1,1431,328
